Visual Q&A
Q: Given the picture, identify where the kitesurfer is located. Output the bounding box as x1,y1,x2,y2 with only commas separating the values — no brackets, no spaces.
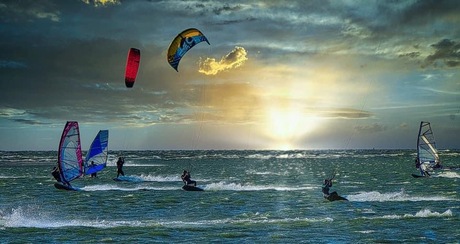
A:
51,165,61,182
116,157,125,178
322,178,332,198
181,170,196,186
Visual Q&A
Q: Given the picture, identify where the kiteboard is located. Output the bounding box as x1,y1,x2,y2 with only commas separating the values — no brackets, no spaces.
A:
411,174,427,178
54,183,79,191
182,185,204,191
325,191,347,201
113,177,129,182
112,176,142,182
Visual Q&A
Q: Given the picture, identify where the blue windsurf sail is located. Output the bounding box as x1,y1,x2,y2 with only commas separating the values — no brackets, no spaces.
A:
84,130,109,175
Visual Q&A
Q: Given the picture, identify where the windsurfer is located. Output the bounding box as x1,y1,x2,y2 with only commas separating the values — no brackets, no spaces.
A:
90,161,97,178
51,165,61,182
415,158,421,169
419,162,431,177
116,157,125,178
181,170,196,186
433,161,442,169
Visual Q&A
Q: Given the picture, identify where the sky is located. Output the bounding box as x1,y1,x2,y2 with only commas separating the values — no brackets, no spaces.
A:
0,0,459,151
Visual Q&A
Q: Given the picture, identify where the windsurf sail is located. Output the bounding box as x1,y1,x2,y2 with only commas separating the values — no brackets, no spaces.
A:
417,121,441,168
57,121,84,184
84,130,109,175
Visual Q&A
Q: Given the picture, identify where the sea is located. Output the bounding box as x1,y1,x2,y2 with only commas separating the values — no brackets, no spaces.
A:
1,150,459,243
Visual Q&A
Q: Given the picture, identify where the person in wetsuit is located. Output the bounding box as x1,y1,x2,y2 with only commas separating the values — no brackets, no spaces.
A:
90,161,97,178
51,165,72,188
181,170,196,186
51,165,61,182
116,157,125,178
419,162,431,177
322,179,332,198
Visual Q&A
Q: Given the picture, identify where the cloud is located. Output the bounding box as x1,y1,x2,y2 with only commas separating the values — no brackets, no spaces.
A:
423,39,460,68
0,1,60,22
320,108,372,119
399,123,409,129
199,46,248,75
81,0,120,7
354,123,387,134
0,60,27,69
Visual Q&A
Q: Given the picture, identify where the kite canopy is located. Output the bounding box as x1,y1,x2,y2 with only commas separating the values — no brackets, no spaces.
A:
125,48,140,88
167,28,210,71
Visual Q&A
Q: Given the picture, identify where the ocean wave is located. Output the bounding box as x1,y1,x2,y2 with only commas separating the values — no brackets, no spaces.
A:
346,189,455,202
80,184,178,191
359,209,453,220
0,206,332,229
245,170,286,176
0,205,153,228
204,182,317,191
160,216,333,227
434,171,460,178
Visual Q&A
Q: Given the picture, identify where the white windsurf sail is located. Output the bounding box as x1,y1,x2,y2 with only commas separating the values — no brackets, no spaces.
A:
84,130,109,175
58,121,84,183
417,121,440,168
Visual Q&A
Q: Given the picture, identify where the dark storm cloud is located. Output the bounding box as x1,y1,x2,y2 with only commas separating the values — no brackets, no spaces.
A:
0,60,27,68
0,0,60,22
423,39,460,67
0,27,202,126
12,118,49,125
0,0,221,127
398,52,421,59
398,0,460,26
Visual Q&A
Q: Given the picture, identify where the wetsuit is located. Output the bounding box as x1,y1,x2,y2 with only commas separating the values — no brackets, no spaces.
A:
51,167,62,182
116,158,125,177
322,180,332,198
181,172,196,186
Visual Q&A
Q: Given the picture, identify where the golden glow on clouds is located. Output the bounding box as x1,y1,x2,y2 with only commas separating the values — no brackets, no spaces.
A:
191,52,375,149
199,46,248,75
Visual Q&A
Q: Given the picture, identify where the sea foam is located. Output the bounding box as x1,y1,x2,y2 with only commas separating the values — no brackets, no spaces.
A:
346,189,454,202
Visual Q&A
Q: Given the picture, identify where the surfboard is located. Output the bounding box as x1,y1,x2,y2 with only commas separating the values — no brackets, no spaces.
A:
325,191,347,201
411,173,427,178
182,185,204,191
54,183,79,191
